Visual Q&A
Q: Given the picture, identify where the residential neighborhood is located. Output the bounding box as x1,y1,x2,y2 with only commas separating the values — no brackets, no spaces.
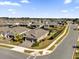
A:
0,17,78,59
0,18,66,47
0,0,79,59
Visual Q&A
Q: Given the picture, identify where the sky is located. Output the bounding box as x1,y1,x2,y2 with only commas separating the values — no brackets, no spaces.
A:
0,0,79,18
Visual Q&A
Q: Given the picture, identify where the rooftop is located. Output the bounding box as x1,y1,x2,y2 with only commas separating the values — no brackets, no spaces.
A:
25,29,49,40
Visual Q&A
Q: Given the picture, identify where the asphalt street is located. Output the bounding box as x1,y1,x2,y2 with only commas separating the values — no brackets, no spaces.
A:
0,48,29,59
0,23,78,59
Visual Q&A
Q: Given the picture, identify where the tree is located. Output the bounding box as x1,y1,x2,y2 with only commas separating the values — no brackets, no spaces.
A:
12,34,23,43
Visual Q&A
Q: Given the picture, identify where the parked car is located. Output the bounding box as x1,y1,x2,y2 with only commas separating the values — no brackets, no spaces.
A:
73,45,79,48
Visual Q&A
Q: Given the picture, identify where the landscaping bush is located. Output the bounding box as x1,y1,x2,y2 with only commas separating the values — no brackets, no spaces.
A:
76,57,79,59
31,42,39,47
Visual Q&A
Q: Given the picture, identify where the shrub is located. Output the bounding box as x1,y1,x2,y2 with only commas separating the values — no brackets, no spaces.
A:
31,42,39,47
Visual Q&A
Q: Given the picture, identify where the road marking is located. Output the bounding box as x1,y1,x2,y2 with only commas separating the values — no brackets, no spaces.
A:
26,56,31,59
33,56,37,59
26,56,37,59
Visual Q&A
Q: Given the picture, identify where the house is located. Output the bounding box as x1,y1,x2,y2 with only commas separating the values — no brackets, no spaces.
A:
22,29,49,42
43,21,59,29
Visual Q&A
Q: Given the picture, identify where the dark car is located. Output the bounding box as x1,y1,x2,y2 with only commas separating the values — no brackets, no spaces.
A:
73,45,79,48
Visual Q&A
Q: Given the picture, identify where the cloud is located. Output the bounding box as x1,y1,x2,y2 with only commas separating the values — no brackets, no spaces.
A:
0,1,20,6
8,9,16,14
61,10,68,13
20,0,30,3
64,0,72,4
75,6,79,9
12,12,16,14
70,9,74,12
8,9,14,11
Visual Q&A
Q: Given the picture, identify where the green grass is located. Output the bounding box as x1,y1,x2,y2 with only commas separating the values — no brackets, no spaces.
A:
24,50,33,53
0,45,13,48
48,45,55,50
39,51,43,54
31,39,54,49
77,41,79,46
10,40,20,45
74,52,79,59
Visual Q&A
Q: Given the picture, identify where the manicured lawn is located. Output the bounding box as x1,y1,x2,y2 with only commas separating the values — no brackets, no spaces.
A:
24,50,33,53
74,51,79,59
0,45,13,48
10,40,20,45
48,45,55,50
39,51,43,54
31,39,54,49
77,41,79,46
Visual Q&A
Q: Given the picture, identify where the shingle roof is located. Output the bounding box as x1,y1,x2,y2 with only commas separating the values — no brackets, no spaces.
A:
25,29,49,39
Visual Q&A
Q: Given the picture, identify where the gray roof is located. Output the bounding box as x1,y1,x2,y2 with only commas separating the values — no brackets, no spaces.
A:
46,22,58,25
25,29,49,39
10,27,29,34
0,27,30,35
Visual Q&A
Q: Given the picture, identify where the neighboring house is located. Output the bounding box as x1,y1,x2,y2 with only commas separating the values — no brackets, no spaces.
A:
0,31,14,40
22,29,49,42
43,22,59,29
3,31,14,40
19,22,28,26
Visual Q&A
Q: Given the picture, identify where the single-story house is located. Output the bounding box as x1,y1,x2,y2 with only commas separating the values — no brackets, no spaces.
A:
22,29,49,42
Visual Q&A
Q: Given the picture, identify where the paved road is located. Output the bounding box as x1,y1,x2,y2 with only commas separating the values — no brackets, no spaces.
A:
0,48,28,59
0,23,78,59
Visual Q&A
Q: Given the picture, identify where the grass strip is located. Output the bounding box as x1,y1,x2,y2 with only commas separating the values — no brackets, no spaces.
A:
24,50,33,53
0,45,13,48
